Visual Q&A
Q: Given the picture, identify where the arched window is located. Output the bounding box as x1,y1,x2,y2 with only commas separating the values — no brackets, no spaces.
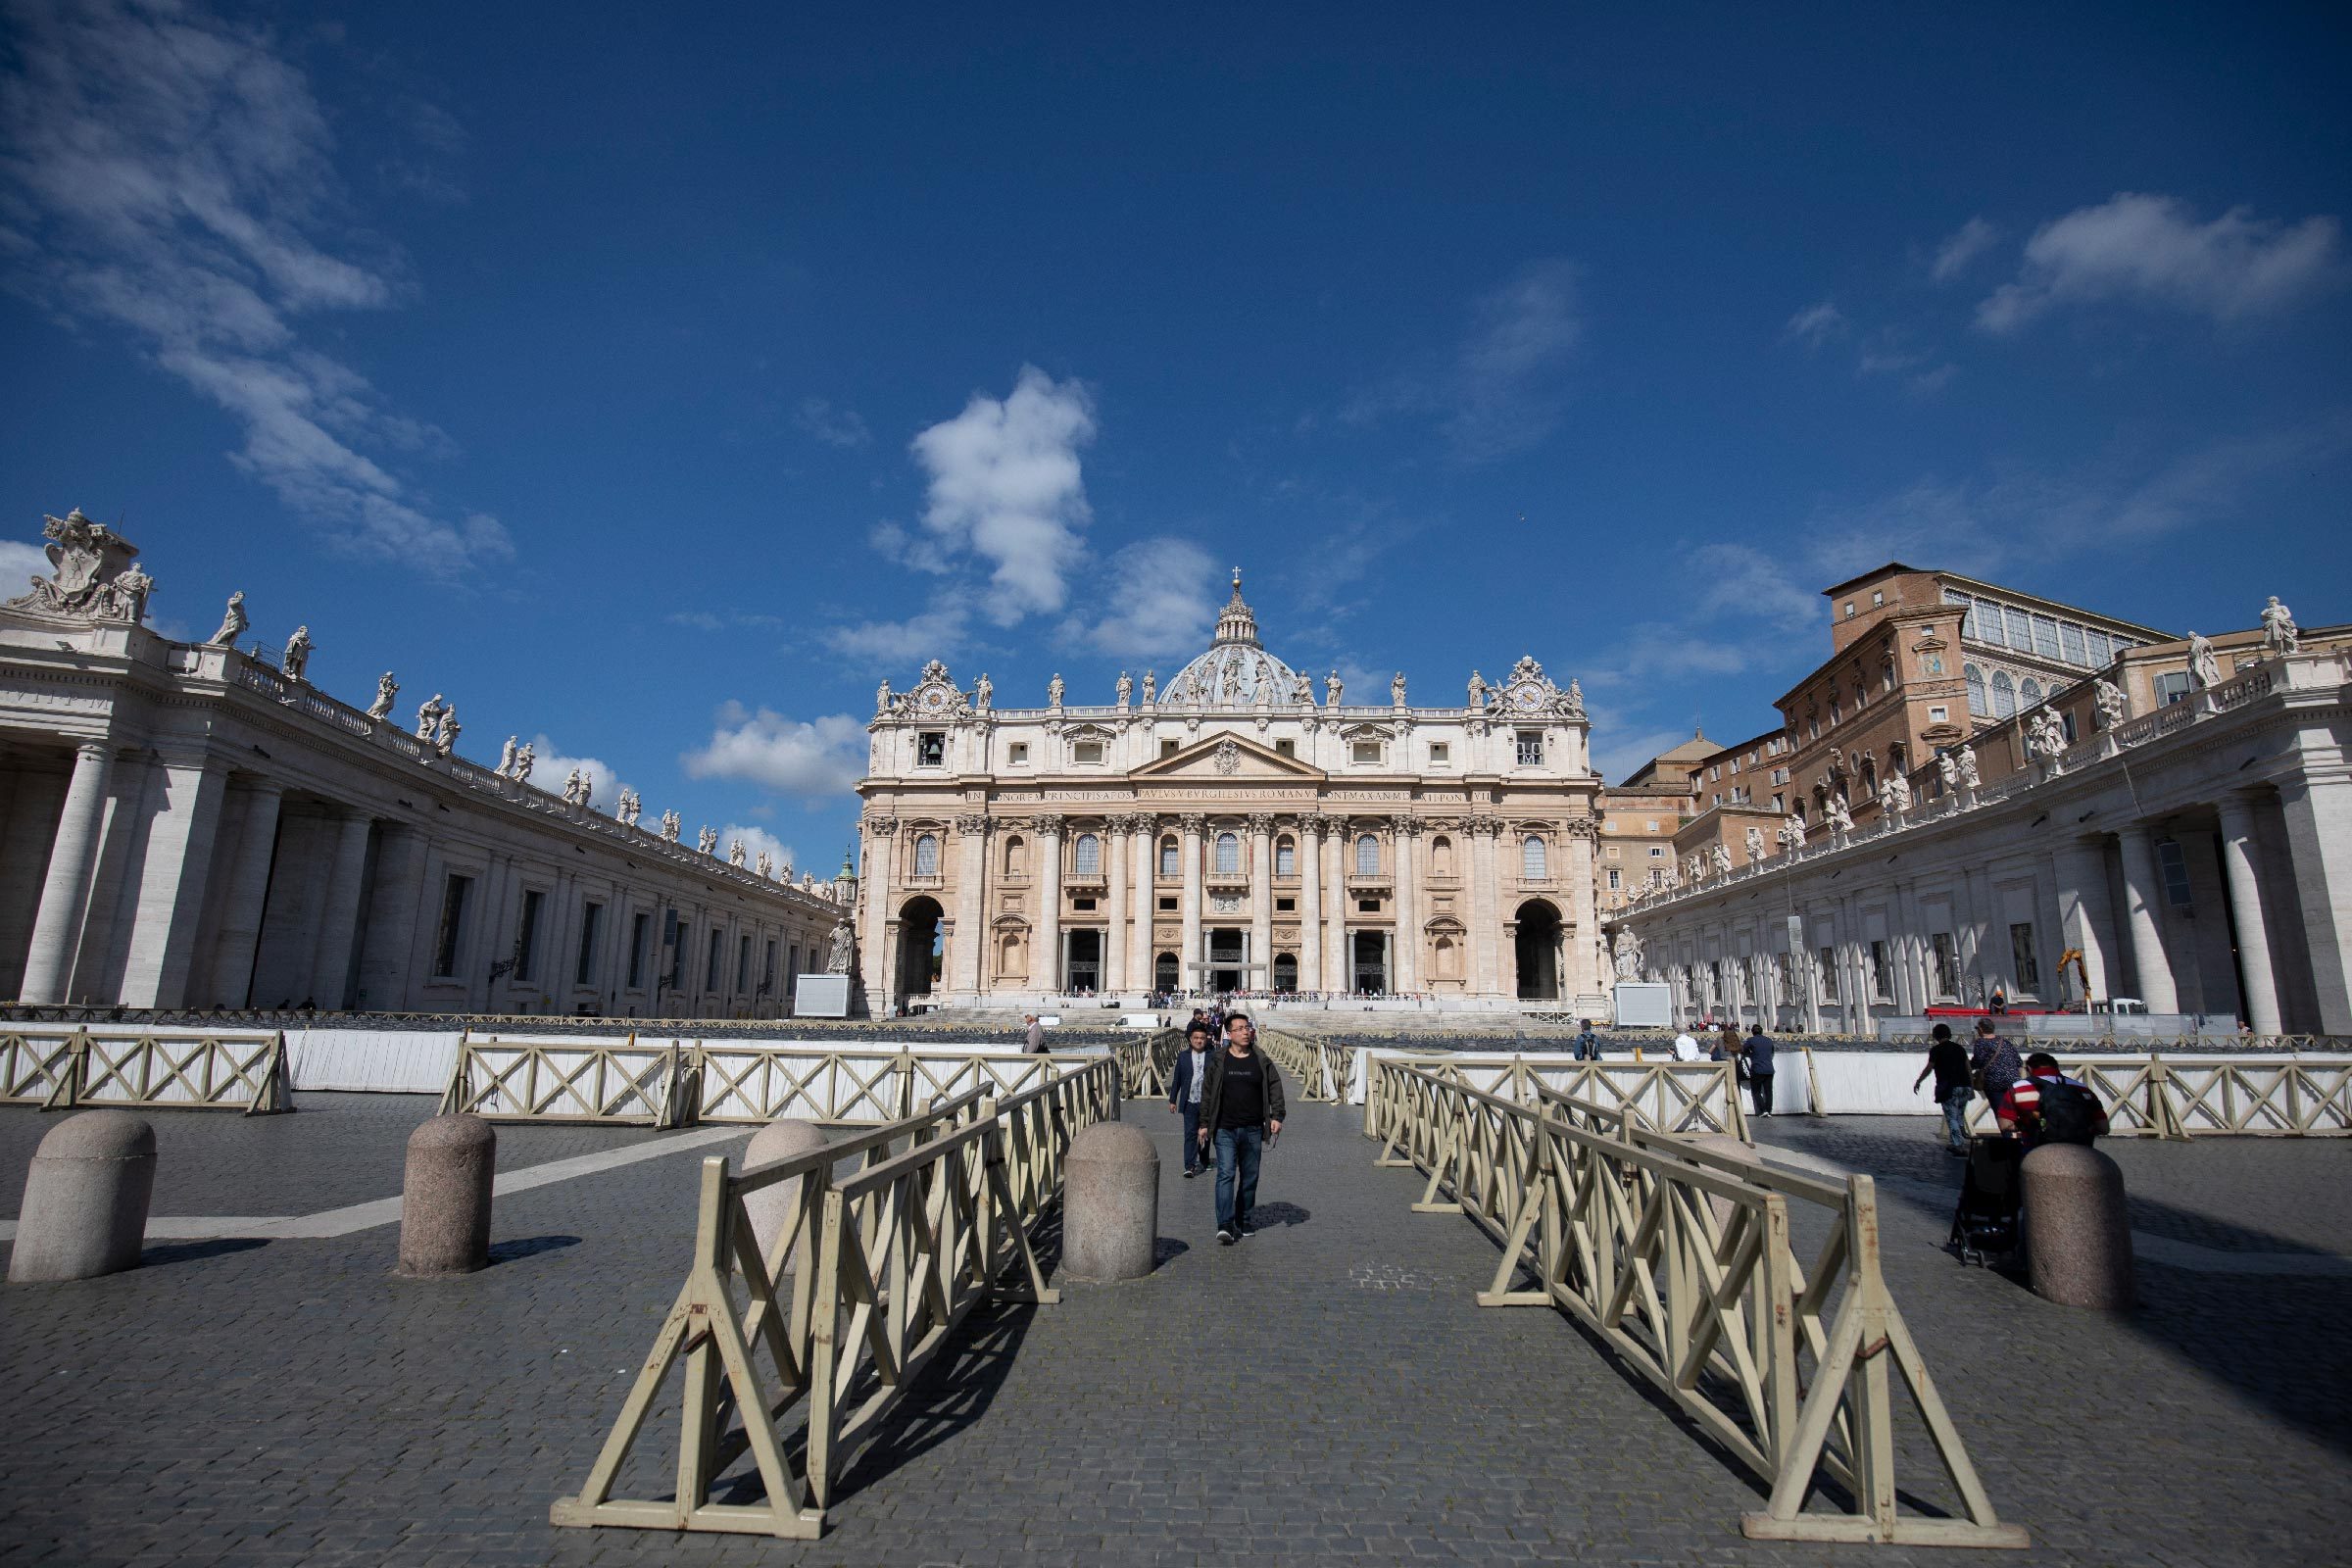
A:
1522,836,1547,880
1073,833,1101,876
1275,836,1296,877
1158,836,1178,877
913,833,940,877
1214,832,1240,875
1431,835,1454,876
2020,677,2042,708
1003,835,1026,875
1991,670,2016,718
1355,834,1380,877
1964,663,1988,717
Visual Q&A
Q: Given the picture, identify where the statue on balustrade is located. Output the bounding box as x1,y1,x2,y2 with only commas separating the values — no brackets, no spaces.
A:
755,850,772,878
498,736,518,776
2093,678,2128,730
9,509,146,621
1391,671,1407,706
513,742,535,783
1885,767,1913,818
1116,670,1132,705
729,838,747,867
1744,825,1766,862
1709,842,1733,876
661,808,681,843
562,768,583,805
1467,669,1487,710
106,565,153,622
415,693,447,741
1781,813,1807,851
434,715,460,759
1141,669,1156,704
1824,792,1854,840
974,672,993,710
368,672,398,720
1936,749,1960,793
209,590,248,649
2261,596,2300,656
1956,746,1981,790
1326,669,1344,707
616,787,642,827
2188,631,2222,691
698,825,718,855
875,679,893,715
1048,672,1065,707
282,625,313,681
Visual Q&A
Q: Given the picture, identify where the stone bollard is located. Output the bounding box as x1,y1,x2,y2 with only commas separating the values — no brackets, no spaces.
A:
7,1110,156,1283
1063,1120,1158,1282
2022,1142,2134,1310
396,1113,495,1277
742,1118,828,1272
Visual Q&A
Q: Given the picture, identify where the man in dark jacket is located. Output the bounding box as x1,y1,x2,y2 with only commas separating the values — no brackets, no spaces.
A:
1165,1021,1215,1177
1195,1011,1286,1244
1741,1026,1776,1117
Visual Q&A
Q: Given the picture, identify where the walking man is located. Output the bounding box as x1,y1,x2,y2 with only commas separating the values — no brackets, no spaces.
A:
1573,1018,1600,1061
1741,1024,1776,1117
1166,1020,1214,1177
1024,1013,1046,1054
1196,1010,1285,1244
1914,1021,1973,1154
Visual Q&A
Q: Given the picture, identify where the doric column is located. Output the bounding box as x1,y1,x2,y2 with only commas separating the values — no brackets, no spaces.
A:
859,815,896,1012
1298,816,1323,994
1470,820,1501,997
115,755,232,1008
1564,818,1599,1001
2051,837,2119,1007
2115,823,2181,1014
304,808,376,1011
2216,795,2282,1033
1179,812,1204,995
1323,817,1348,993
1247,811,1274,992
1104,814,1129,994
1035,813,1064,997
954,812,989,998
1128,814,1154,991
199,779,284,1007
2277,774,2352,1033
1390,816,1419,992
20,740,117,1004
355,823,427,1009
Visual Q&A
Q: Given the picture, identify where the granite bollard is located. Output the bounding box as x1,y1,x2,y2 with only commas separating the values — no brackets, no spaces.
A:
396,1113,495,1277
7,1110,156,1283
743,1118,828,1270
2022,1141,2134,1309
1064,1119,1158,1282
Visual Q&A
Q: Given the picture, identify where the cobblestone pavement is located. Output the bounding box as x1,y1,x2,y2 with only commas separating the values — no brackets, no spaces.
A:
2,1094,2348,1566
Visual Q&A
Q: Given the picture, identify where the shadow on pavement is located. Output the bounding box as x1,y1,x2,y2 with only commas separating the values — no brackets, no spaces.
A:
489,1233,582,1264
138,1237,269,1268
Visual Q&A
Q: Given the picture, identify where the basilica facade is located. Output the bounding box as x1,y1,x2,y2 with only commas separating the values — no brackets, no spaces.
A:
854,574,1605,1012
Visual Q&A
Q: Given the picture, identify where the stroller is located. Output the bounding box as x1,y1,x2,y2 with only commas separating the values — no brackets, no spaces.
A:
1949,1135,2023,1265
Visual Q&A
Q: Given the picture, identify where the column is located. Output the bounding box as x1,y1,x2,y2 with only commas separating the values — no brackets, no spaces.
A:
1298,817,1323,994
1104,815,1129,995
1391,818,1419,992
2115,824,2181,1014
355,823,427,1009
114,755,232,1008
2052,837,2119,1007
1128,815,1154,993
2277,775,2352,1033
1035,814,1064,997
859,817,896,1011
199,779,283,1006
1179,813,1204,995
1247,812,1273,993
1324,819,1349,994
20,741,116,1004
302,809,375,1011
2217,795,2282,1033
1470,822,1501,997
954,813,988,998
1564,822,1599,1001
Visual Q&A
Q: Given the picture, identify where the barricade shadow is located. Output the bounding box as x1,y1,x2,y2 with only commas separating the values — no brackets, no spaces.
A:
489,1234,581,1264
1764,1121,2352,1462
138,1237,269,1268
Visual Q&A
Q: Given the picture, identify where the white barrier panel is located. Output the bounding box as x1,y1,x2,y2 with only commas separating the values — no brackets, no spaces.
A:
285,1028,465,1093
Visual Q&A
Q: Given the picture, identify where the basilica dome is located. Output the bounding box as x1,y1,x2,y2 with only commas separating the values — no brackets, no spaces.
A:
1164,570,1306,707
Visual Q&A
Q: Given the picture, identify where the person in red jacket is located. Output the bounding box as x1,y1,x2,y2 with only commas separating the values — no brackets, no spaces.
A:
1995,1053,2109,1150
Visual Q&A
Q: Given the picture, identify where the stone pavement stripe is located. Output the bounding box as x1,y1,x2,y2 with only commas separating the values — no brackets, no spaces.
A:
0,1123,747,1241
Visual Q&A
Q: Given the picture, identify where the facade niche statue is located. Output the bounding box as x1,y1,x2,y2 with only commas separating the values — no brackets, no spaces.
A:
281,625,313,680
825,917,856,973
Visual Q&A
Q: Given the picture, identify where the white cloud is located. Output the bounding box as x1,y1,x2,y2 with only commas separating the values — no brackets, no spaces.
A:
0,0,508,575
524,734,629,814
682,704,867,801
906,366,1096,622
1977,192,2342,332
1929,217,2001,283
0,540,52,595
1061,537,1220,661
1682,542,1823,635
823,601,971,665
720,824,799,877
1783,300,1845,347
1342,258,1584,462
795,397,870,449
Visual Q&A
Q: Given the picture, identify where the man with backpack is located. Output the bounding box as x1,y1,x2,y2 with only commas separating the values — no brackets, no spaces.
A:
1996,1052,2109,1150
1573,1019,1600,1061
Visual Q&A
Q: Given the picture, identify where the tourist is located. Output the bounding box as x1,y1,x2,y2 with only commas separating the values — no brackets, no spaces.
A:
1741,1025,1776,1116
1968,1017,2022,1110
1672,1026,1701,1061
1574,1019,1600,1061
1196,1010,1286,1244
1718,1023,1743,1064
1913,1022,1973,1155
1995,1052,2108,1150
1024,1013,1045,1054
1166,1021,1215,1177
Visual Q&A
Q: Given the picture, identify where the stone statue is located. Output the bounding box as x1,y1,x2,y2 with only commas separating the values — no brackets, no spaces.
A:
1290,671,1311,707
755,850,772,878
1326,670,1344,707
1782,814,1807,850
698,825,718,855
1048,672,1065,707
618,788,643,827
1613,933,1640,980
2094,678,2129,729
1710,842,1733,876
9,509,146,620
577,770,594,808
1116,670,1133,705
209,590,248,649
1142,669,1156,704
415,693,447,741
513,742,534,783
281,625,313,680
368,672,398,720
661,808,681,843
2188,632,2222,691
105,565,154,622
1219,661,1242,705
875,679,894,715
1743,825,1766,862
974,672,993,710
1825,793,1854,837
1956,746,1981,790
1391,671,1407,706
1565,676,1585,715
728,838,747,867
1468,669,1487,710
434,714,460,760
2261,595,2301,656
825,917,856,973
498,736,518,776
1936,749,1959,791
1885,767,1913,816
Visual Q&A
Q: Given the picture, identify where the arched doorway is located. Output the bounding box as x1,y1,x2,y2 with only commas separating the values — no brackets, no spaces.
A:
1153,951,1179,994
1515,900,1562,1000
1064,929,1102,993
1351,931,1389,995
897,897,943,1003
1272,953,1298,994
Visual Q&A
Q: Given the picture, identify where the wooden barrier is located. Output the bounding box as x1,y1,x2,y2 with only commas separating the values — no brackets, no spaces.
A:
1255,1027,1341,1102
0,1027,292,1115
1365,1053,1748,1142
1960,1054,2352,1140
550,1055,1119,1540
1114,1029,1181,1098
1364,1057,2025,1550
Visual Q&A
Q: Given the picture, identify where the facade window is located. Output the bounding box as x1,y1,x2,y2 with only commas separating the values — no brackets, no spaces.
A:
1606,867,1621,890
2004,607,2034,650
513,889,545,983
2154,670,2191,707
1522,836,1547,880
432,874,472,979
1991,670,2016,718
576,903,603,987
1275,838,1296,876
1649,868,1665,887
917,731,945,766
1978,603,2006,647
1072,740,1104,764
1645,819,1658,832
1355,834,1380,877
2156,840,2194,906
2010,922,2040,991
2032,615,2061,659
1868,939,1892,1002
1158,896,1177,910
2061,623,2086,664
1160,739,1180,758
1872,590,1885,607
1004,835,1026,874
1952,592,1980,640
2020,677,2042,707
1214,832,1240,874
1929,705,1949,723
1931,932,1959,998
1964,663,1988,716
1843,601,1856,618
2087,629,2113,665
1351,741,1381,764
913,833,941,876
1648,845,1664,858
1818,947,1838,1001
1073,833,1101,876
1275,738,1296,758
1158,837,1178,876
1008,742,1028,764
1429,742,1449,764
1515,730,1543,765
706,928,724,992
626,911,650,990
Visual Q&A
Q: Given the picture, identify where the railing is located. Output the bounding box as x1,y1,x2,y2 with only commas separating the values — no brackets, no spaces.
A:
436,1034,1113,1127
1364,1059,2024,1549
1113,1028,1181,1097
1363,1053,1747,1140
0,1028,292,1114
550,1056,1119,1540
1960,1054,2352,1140
1255,1026,1339,1102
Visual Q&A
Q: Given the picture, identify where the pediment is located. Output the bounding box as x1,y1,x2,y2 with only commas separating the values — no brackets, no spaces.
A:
1130,733,1325,782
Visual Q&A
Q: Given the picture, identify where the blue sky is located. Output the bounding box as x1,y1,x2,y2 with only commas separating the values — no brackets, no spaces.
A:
4,1,2348,868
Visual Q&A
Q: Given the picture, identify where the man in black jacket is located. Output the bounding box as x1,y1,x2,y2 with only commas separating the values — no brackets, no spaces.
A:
1195,1012,1286,1244
1165,1021,1215,1176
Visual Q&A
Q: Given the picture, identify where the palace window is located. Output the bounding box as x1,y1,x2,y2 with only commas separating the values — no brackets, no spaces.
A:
1158,836,1179,876
2005,607,2034,649
1606,868,1621,890
1991,670,2016,718
2061,623,2086,664
571,903,602,987
2153,670,2191,707
1072,740,1104,764
2032,615,2062,660
917,731,945,766
1007,742,1029,764
1355,834,1380,876
1275,897,1295,911
1522,836,1547,880
1214,832,1240,875
913,833,941,877
1649,845,1664,858
2087,629,2113,665
1351,740,1382,764
1275,837,1296,876
737,934,753,992
1964,663,1988,717
706,928,724,992
1160,739,1179,758
1004,835,1027,875
1073,833,1101,876
1929,705,1948,724
1275,738,1296,758
1515,731,1543,765
1158,896,1177,910
1649,868,1665,887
